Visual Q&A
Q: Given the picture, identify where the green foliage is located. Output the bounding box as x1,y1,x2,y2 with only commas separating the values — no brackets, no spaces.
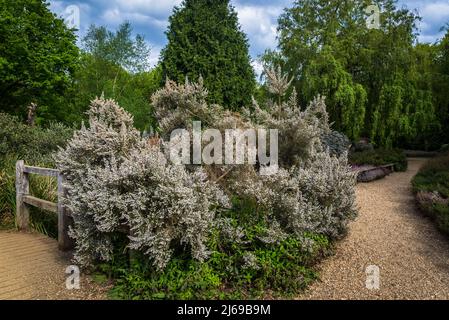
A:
0,113,72,166
107,197,331,300
267,0,442,149
349,148,408,172
0,113,72,232
63,23,160,130
412,154,449,235
413,155,449,199
301,50,367,140
161,0,256,110
84,22,150,73
370,75,438,149
432,29,449,146
0,0,79,120
321,130,351,157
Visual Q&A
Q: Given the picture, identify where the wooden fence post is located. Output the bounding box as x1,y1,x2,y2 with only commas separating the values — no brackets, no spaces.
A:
16,160,30,231
57,173,74,251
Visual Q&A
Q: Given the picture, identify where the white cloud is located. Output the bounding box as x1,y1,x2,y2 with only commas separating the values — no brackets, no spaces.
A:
235,4,282,53
149,44,162,67
399,0,449,42
101,9,167,29
251,60,264,80
114,0,181,17
418,34,442,44
421,2,449,22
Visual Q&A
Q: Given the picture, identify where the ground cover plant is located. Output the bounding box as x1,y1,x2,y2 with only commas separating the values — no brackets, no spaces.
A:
412,153,449,235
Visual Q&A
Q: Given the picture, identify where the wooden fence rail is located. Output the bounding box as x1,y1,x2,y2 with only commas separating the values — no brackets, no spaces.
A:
15,160,73,251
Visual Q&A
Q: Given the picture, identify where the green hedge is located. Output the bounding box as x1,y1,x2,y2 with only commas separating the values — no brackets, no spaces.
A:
349,148,408,172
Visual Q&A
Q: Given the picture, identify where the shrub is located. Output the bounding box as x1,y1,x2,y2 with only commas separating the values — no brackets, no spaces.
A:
413,155,449,198
0,113,72,231
412,154,449,235
57,66,357,298
439,144,449,153
55,98,228,269
0,113,72,166
321,130,351,157
108,198,331,299
349,148,408,172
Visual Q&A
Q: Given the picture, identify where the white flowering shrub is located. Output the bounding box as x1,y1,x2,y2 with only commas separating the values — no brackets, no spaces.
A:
55,97,228,269
150,67,358,241
152,76,260,200
238,67,357,239
266,152,357,239
56,66,357,299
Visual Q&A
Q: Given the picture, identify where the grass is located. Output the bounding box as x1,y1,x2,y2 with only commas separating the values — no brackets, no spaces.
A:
349,148,408,172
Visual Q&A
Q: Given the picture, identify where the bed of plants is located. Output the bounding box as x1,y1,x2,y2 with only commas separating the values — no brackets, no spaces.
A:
412,153,449,235
349,148,408,172
55,68,358,299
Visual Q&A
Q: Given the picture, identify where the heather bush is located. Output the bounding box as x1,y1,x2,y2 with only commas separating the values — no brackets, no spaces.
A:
108,198,331,299
57,66,357,298
322,130,351,157
55,97,228,268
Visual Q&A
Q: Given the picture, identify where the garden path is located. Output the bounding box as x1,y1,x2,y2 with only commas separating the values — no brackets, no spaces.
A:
2,158,448,300
0,231,107,299
300,158,449,299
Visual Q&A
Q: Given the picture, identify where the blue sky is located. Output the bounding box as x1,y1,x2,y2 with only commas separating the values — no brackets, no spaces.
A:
48,0,449,73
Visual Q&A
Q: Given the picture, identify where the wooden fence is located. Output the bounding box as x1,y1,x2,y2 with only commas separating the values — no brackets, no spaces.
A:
15,160,73,251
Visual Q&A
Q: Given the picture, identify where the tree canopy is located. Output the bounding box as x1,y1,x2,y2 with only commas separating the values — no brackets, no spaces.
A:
264,0,443,149
63,23,159,130
0,0,79,120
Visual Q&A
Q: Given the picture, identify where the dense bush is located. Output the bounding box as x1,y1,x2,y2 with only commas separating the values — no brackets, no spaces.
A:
349,148,408,172
55,98,228,268
0,113,72,166
321,130,351,157
412,154,449,235
0,113,72,232
56,67,357,299
98,197,332,300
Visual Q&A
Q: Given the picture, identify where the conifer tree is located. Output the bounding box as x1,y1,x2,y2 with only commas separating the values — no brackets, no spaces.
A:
161,0,256,110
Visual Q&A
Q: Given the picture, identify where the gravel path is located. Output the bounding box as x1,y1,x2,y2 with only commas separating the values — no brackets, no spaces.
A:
0,231,108,300
300,158,449,300
2,158,448,300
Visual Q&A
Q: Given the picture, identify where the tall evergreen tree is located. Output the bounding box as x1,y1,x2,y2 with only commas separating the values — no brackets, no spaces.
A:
161,0,256,110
